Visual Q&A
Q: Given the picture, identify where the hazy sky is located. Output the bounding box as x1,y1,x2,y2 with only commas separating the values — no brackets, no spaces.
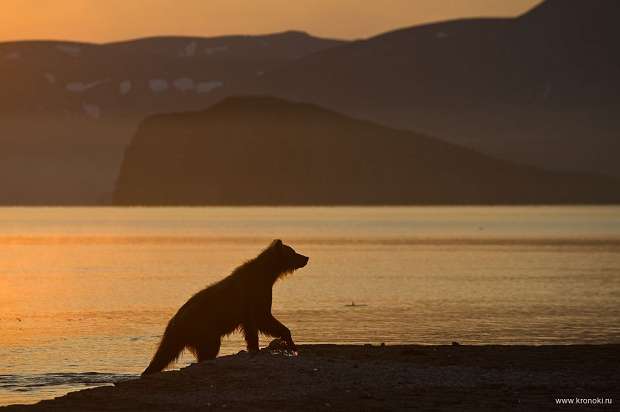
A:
1,0,542,43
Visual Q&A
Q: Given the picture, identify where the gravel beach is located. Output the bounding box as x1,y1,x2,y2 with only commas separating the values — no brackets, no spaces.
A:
4,344,618,411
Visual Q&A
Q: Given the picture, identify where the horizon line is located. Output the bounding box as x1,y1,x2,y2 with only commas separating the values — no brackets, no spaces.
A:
0,10,535,46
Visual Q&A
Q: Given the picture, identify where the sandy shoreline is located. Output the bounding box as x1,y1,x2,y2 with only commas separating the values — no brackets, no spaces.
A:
4,344,619,411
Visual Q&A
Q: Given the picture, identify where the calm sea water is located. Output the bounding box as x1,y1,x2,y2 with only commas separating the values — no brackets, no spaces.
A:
1,206,619,405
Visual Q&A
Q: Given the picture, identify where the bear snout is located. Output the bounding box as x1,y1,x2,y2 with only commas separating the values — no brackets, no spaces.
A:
296,255,309,268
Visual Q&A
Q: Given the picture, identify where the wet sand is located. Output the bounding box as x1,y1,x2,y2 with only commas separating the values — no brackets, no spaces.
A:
4,344,619,411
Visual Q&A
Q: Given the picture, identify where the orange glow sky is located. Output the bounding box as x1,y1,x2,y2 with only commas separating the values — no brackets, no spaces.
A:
0,0,542,43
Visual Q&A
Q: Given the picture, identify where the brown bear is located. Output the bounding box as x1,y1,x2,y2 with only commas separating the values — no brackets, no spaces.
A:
142,239,309,375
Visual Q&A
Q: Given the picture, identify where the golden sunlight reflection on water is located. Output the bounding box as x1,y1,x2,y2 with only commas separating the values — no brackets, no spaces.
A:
1,206,619,405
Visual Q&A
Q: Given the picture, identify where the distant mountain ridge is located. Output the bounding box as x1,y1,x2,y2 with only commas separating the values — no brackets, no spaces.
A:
113,96,620,205
0,31,342,114
2,0,619,204
250,0,620,106
236,0,620,179
0,32,344,204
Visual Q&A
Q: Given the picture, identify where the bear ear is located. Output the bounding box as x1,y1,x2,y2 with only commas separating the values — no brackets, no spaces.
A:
270,239,283,249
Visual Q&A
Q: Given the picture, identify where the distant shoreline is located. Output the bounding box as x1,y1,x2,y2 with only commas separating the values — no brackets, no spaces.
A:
2,234,620,247
4,344,618,411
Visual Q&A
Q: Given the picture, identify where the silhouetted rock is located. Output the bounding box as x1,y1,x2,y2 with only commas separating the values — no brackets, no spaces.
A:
113,96,620,205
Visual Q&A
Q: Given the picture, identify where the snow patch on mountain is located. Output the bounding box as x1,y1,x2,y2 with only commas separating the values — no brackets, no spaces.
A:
4,52,20,60
119,80,132,95
181,42,197,57
173,78,195,91
149,79,169,93
82,103,101,119
204,46,229,55
196,81,224,94
44,73,56,84
56,44,81,57
66,80,106,93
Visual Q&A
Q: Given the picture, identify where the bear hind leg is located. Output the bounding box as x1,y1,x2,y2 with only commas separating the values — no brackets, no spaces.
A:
195,337,221,362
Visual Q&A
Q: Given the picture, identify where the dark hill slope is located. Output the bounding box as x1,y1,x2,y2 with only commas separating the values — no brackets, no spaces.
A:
239,0,620,178
0,32,343,204
0,31,342,114
113,97,620,205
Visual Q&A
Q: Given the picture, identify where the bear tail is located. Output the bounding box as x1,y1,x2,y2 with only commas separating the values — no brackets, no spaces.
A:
142,322,184,376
